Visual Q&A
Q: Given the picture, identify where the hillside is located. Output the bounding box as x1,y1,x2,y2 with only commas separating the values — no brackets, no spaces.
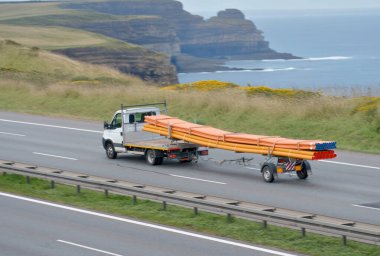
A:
0,3,178,85
0,39,143,86
1,0,298,78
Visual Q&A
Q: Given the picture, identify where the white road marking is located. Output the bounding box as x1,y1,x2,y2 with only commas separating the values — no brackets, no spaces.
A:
319,160,380,170
170,174,227,185
0,131,26,137
33,152,78,161
0,118,102,133
0,192,296,256
353,204,380,211
57,240,124,256
245,167,261,171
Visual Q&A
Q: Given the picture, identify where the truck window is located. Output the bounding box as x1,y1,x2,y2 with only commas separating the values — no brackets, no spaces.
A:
111,113,122,128
135,111,156,123
129,114,135,123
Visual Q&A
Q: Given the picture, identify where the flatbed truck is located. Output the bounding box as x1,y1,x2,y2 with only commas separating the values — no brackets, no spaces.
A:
102,102,311,183
102,102,208,165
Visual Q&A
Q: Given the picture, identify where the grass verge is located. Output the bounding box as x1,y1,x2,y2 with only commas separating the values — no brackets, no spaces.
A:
0,173,379,256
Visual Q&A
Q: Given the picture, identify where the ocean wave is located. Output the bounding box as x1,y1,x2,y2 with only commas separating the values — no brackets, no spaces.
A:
260,67,296,72
215,67,296,73
179,67,297,75
262,56,352,62
305,56,353,61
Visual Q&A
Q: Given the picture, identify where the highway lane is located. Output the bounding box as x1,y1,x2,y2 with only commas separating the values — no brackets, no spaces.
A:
1,111,380,225
0,192,297,256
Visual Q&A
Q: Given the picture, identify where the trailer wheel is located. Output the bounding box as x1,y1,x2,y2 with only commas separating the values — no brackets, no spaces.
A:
261,163,276,183
297,161,310,180
146,149,163,165
106,142,117,159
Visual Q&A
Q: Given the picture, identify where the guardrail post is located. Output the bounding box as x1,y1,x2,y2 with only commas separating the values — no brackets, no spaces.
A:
263,220,267,228
133,195,137,205
227,213,233,222
342,235,347,246
50,180,55,189
104,189,109,198
163,201,167,211
194,207,198,215
76,185,81,194
301,227,306,237
26,176,30,184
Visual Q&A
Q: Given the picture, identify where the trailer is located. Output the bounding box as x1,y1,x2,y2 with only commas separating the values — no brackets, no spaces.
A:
102,102,208,165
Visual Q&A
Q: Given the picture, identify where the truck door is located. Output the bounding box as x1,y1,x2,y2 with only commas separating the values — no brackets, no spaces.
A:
107,113,124,150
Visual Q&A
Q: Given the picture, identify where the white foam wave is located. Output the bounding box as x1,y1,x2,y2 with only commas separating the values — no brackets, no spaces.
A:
306,56,352,61
260,67,296,72
262,56,352,62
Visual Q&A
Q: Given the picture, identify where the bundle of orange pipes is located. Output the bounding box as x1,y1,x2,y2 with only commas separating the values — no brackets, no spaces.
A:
143,115,337,160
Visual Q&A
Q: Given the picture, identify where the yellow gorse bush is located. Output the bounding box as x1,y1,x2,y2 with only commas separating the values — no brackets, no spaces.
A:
163,80,321,98
162,80,239,91
352,97,380,114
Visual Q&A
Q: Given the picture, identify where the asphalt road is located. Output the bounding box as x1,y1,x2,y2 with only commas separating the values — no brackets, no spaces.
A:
0,192,297,256
1,111,380,225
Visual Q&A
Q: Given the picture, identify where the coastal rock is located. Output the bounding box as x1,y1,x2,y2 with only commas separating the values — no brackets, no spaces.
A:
180,9,270,58
54,46,178,85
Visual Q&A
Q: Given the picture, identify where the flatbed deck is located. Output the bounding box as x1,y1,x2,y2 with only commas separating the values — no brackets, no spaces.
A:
125,138,198,151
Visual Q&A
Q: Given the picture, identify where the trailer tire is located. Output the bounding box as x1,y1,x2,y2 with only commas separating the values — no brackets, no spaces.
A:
297,161,310,180
106,142,117,159
261,163,276,183
146,149,162,165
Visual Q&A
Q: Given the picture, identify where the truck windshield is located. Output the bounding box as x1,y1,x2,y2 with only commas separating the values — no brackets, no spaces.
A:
111,113,122,128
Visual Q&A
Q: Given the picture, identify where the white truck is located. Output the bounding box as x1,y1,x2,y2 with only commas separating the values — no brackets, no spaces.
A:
102,102,208,165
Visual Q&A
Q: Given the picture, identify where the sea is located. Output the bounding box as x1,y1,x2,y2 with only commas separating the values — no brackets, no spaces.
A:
178,9,380,96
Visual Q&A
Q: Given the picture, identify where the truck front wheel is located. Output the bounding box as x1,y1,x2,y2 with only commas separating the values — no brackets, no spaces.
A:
106,142,117,159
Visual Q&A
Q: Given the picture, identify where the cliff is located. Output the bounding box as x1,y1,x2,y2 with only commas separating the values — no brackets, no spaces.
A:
2,0,298,83
63,0,297,62
54,45,178,85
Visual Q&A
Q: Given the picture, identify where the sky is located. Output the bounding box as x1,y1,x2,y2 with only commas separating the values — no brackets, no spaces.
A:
178,0,380,13
2,0,380,12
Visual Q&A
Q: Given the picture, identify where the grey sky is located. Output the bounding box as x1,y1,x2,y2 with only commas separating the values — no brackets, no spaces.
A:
178,0,380,13
2,0,380,12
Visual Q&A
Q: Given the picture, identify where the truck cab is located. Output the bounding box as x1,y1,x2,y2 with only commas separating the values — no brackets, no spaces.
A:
103,106,160,157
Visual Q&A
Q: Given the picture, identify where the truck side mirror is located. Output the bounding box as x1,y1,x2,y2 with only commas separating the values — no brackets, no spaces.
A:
104,121,109,129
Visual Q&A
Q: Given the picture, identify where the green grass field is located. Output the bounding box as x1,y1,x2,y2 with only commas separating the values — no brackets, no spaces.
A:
1,173,379,256
0,24,122,50
0,2,68,21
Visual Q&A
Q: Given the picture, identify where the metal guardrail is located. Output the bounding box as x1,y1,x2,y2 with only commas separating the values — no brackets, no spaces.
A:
1,160,379,245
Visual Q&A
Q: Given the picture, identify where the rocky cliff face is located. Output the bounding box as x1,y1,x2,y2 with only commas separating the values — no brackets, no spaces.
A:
76,17,181,55
63,0,295,61
54,46,178,85
180,9,270,58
